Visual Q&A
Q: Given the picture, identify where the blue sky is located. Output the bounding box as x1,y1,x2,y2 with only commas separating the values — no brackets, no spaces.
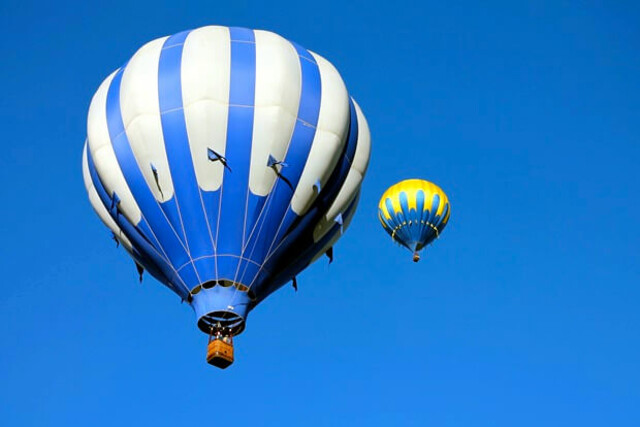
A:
1,1,639,425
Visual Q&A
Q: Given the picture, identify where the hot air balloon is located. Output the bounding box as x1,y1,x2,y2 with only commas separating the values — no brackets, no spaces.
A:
82,26,370,368
378,179,450,262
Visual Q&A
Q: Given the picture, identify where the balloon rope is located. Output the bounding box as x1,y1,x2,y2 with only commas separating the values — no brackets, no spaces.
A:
222,159,291,317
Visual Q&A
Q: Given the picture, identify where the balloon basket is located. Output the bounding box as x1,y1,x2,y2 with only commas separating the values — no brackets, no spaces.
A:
207,338,234,369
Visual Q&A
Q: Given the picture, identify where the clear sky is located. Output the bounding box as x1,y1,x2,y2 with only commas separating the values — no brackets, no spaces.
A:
1,1,639,426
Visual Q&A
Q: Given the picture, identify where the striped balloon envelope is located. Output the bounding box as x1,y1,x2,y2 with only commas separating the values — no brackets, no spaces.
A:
82,26,370,348
378,179,450,262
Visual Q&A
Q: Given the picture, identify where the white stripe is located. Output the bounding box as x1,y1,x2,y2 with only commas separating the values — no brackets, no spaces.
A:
119,37,173,202
182,26,231,191
87,71,142,225
351,100,371,177
249,30,301,196
313,99,371,241
310,193,359,263
82,144,134,252
291,52,350,215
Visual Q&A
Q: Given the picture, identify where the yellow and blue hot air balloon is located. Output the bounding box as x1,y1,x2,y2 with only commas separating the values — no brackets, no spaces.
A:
378,179,450,262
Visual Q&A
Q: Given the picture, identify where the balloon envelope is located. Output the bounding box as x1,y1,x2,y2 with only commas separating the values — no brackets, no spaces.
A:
378,179,450,260
82,26,370,335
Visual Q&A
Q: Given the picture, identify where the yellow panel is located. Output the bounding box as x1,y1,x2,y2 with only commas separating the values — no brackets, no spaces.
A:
378,179,449,220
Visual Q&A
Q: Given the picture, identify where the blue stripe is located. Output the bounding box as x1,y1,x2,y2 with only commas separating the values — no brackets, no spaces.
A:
257,192,360,301
379,209,393,234
439,203,450,229
428,194,441,224
237,100,359,286
216,27,257,281
239,43,334,267
416,190,425,216
342,100,360,167
242,192,264,243
241,42,322,269
201,189,221,260
398,192,415,248
384,199,401,231
86,147,189,297
236,190,267,285
273,99,358,244
105,68,192,271
310,99,360,215
158,31,217,282
417,190,432,246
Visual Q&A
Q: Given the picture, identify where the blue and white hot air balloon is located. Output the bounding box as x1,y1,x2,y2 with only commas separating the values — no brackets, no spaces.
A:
82,26,370,368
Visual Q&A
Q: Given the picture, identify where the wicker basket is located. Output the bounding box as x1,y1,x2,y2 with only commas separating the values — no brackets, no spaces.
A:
207,339,234,369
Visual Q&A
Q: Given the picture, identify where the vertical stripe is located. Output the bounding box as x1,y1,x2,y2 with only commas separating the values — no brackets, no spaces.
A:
117,38,189,247
290,52,350,215
86,142,190,297
236,31,302,280
87,72,142,225
181,26,231,192
249,100,359,284
312,99,360,241
158,30,216,282
119,37,175,203
106,67,193,272
216,27,257,281
256,192,360,300
240,41,322,273
83,144,134,252
248,30,301,196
